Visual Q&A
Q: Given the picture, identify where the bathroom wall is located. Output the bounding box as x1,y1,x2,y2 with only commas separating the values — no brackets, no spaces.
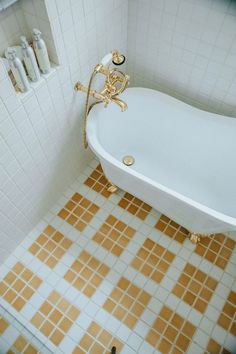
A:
127,0,236,117
0,0,57,61
0,1,29,56
0,0,128,263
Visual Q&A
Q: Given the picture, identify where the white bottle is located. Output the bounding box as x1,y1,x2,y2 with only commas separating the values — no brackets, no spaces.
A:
32,29,50,74
20,36,41,82
7,47,30,93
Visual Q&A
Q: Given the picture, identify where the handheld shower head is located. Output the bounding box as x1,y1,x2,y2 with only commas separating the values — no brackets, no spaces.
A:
100,50,126,68
100,53,113,67
112,50,126,66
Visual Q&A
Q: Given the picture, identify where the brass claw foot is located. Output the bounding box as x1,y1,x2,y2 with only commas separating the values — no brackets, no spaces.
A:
189,233,201,244
189,232,213,244
107,180,118,193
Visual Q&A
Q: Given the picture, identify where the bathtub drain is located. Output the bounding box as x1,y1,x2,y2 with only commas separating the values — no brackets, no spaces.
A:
122,155,135,166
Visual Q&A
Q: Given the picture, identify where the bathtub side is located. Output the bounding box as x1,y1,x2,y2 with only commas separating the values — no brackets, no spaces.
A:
87,87,236,235
100,157,236,234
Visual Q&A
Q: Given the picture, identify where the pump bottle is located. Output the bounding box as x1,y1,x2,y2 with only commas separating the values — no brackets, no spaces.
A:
20,36,41,82
32,29,50,74
7,47,30,92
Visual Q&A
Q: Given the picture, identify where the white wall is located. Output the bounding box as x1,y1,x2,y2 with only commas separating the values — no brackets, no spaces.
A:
0,0,57,61
127,0,236,117
0,0,128,263
0,1,29,56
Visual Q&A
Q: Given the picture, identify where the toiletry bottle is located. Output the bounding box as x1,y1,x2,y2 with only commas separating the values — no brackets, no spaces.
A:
20,36,41,82
7,47,30,92
32,28,50,74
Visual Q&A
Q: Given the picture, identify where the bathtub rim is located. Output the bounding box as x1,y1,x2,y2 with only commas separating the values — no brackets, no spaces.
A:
87,87,236,231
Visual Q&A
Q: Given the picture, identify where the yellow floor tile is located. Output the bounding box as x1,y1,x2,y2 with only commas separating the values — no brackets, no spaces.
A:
93,215,136,256
131,238,175,283
146,305,196,353
155,215,189,243
217,290,236,336
195,234,235,270
103,277,151,329
0,262,42,312
172,263,218,313
64,251,110,297
84,164,113,198
73,321,123,354
31,290,80,346
0,317,9,335
28,226,72,268
58,193,99,232
118,192,152,220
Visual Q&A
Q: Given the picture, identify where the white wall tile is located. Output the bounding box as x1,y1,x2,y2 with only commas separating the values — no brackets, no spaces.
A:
127,0,236,117
0,0,128,264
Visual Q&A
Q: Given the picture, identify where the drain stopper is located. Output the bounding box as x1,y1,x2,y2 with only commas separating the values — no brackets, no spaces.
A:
122,155,135,166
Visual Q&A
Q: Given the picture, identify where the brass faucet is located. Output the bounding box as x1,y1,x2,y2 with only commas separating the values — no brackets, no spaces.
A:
74,50,129,148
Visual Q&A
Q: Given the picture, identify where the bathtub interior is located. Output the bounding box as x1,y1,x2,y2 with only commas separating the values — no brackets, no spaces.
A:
91,88,236,219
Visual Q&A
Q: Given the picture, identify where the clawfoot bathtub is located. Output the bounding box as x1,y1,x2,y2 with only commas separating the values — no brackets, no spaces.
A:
86,87,236,239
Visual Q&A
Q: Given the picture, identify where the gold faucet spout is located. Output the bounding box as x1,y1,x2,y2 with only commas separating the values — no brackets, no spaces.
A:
74,81,109,104
111,96,128,112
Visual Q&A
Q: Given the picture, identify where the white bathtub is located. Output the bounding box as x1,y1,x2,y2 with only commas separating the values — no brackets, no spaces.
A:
87,87,236,235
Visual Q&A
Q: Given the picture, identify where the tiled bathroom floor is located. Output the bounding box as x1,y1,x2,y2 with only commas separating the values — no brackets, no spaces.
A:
0,304,52,353
0,159,235,354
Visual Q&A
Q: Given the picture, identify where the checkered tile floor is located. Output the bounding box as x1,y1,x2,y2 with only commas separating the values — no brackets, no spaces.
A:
0,304,52,353
0,159,235,354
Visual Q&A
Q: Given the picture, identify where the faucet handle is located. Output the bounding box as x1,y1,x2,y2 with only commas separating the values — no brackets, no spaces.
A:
106,82,117,95
107,69,129,96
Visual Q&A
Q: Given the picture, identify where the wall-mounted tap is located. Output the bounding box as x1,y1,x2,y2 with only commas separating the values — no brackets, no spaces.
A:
74,50,129,148
75,50,129,111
